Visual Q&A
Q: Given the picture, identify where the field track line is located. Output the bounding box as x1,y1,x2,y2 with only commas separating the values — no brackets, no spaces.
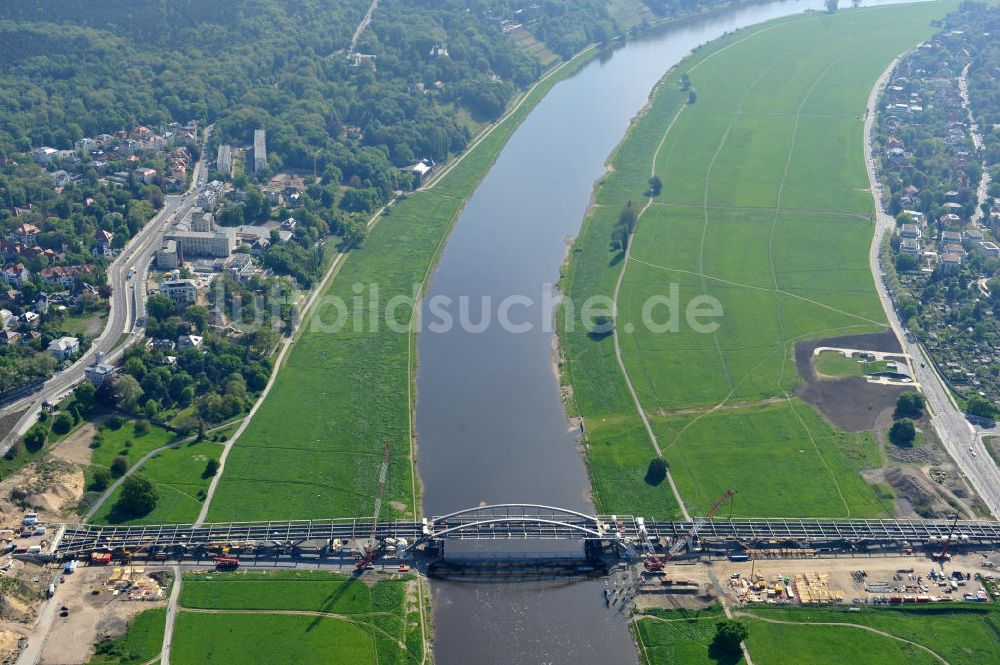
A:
614,45,791,489
628,257,884,327
765,51,854,517
734,612,951,665
160,566,182,665
606,19,803,521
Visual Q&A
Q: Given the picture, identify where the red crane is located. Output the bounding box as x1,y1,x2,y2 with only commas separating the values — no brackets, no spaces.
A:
931,513,960,562
355,442,392,571
641,489,737,572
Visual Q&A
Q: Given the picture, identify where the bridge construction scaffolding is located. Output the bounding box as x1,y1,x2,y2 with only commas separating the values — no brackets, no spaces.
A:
46,505,1000,563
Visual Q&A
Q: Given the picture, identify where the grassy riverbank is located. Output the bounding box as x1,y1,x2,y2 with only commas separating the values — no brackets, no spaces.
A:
559,3,951,519
205,46,598,522
634,604,1000,665
172,572,423,665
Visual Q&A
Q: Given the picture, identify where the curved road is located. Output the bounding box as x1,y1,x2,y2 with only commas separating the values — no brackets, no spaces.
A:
865,57,1000,517
0,128,213,455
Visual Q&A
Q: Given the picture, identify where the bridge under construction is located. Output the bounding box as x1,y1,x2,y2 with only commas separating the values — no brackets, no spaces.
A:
47,504,1000,562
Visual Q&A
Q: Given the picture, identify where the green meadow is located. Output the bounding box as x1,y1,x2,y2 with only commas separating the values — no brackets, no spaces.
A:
91,438,223,525
172,572,424,665
634,604,1000,665
560,3,950,518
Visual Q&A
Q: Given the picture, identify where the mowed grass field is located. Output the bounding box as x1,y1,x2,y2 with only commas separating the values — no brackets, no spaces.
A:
560,3,951,519
634,605,1000,665
205,46,599,522
91,439,223,525
171,572,423,665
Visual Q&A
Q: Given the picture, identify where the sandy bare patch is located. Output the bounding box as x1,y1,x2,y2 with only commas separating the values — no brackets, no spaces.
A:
0,457,85,527
49,421,100,466
39,569,165,665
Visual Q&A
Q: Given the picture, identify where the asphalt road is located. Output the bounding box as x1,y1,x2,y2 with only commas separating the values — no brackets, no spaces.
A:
0,129,212,454
864,59,1000,518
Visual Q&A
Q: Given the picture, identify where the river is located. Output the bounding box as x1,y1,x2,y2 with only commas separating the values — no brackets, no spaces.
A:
414,1,917,662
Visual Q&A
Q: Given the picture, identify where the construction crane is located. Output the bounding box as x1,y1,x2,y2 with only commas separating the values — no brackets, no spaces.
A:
355,442,392,571
640,489,736,572
931,513,960,562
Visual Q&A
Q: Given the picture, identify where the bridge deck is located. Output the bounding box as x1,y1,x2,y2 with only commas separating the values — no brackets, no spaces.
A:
51,512,1000,558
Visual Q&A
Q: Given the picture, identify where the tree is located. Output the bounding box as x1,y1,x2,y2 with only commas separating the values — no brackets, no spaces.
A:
966,396,996,420
90,467,112,491
888,419,916,447
73,382,96,412
134,419,150,436
117,473,158,517
588,314,615,339
110,455,129,477
895,391,924,419
146,294,176,320
648,175,663,196
713,619,749,655
680,72,691,90
688,90,697,104
645,457,668,485
23,424,47,452
204,458,220,477
826,0,839,12
52,413,74,435
113,375,144,409
895,252,919,272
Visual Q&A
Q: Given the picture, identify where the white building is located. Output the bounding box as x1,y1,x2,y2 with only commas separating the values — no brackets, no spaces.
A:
30,147,58,164
47,336,80,361
177,334,204,351
159,278,198,304
84,353,115,386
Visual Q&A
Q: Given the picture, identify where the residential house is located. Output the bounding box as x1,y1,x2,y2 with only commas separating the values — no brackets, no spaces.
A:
47,336,80,361
30,147,58,164
940,253,962,273
11,223,41,246
0,330,21,345
92,229,115,257
900,224,921,239
2,264,30,287
177,334,204,351
900,239,921,254
976,241,1000,258
50,170,73,188
159,278,198,304
0,309,15,329
133,167,157,184
225,253,254,281
963,228,984,243
945,243,966,257
151,338,176,351
39,265,91,290
20,311,39,328
403,160,433,186
941,231,963,244
84,359,115,386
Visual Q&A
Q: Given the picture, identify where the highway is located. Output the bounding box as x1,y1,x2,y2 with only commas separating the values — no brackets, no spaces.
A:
0,128,212,455
864,58,1000,518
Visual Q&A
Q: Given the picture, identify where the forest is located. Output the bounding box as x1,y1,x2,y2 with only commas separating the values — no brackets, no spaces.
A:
0,0,616,199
